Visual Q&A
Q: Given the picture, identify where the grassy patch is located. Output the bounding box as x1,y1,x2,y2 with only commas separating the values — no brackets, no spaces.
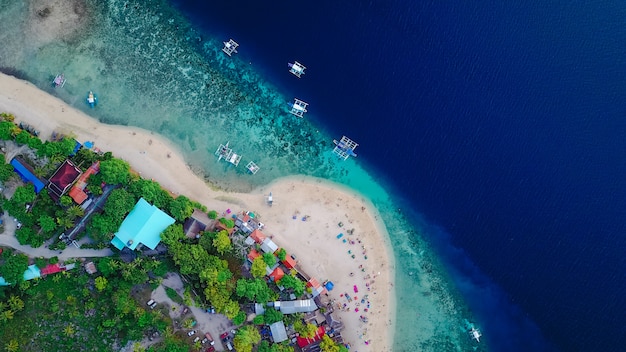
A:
164,286,183,305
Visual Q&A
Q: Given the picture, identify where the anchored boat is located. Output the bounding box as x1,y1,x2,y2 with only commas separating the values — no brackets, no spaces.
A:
52,74,66,88
222,39,239,56
288,61,306,78
289,98,308,118
86,91,97,108
332,136,358,160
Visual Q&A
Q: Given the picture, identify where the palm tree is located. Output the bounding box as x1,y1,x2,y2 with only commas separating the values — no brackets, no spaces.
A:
7,295,24,312
66,205,85,220
1,309,14,322
57,216,74,230
5,339,19,352
63,324,75,337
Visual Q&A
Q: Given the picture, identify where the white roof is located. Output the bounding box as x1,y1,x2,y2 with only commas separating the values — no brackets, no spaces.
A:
270,321,288,343
260,238,278,253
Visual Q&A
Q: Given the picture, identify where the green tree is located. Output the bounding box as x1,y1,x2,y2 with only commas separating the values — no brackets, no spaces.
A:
0,309,14,322
11,184,36,204
7,295,24,312
63,324,76,337
233,311,246,325
128,179,172,209
0,120,15,140
0,155,15,182
233,325,261,352
275,248,287,261
168,195,193,222
263,253,276,267
104,188,136,221
66,205,85,220
264,308,284,324
279,275,305,296
89,214,118,242
160,224,184,246
253,315,265,325
218,217,234,228
0,253,28,285
207,210,218,219
56,216,75,230
59,195,73,207
38,214,57,233
95,276,108,292
213,230,232,255
250,257,267,278
4,339,18,352
100,158,131,185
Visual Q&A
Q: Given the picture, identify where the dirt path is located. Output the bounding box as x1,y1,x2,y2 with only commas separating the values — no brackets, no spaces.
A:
0,212,113,260
151,273,234,351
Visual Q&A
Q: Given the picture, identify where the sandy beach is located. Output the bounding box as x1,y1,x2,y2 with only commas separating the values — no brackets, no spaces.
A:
0,73,395,351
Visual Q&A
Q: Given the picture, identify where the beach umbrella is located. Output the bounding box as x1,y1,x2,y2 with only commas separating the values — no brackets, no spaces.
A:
325,281,334,291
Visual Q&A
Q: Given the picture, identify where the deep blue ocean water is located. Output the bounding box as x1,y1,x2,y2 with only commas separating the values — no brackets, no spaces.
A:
169,1,626,351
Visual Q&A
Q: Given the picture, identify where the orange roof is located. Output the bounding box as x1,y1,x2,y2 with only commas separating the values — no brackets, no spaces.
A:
269,267,285,282
282,255,297,269
247,248,261,262
250,229,266,243
68,187,88,204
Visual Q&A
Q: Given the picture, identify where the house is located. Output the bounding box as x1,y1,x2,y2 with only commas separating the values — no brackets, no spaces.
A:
260,238,278,254
48,159,82,200
110,198,175,251
281,253,297,270
183,209,214,238
68,161,99,204
247,248,262,263
84,261,98,275
249,229,266,244
306,278,328,297
0,263,75,286
269,267,284,282
274,299,317,314
296,326,325,348
10,157,46,193
269,321,288,343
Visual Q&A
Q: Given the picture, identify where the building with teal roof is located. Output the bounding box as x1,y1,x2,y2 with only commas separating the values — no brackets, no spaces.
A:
111,198,175,251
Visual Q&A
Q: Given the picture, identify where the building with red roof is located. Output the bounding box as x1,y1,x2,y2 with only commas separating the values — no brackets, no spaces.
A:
250,229,266,244
48,160,82,200
281,254,297,270
40,263,62,276
68,161,99,204
269,267,285,282
306,278,328,297
247,248,262,263
296,326,325,348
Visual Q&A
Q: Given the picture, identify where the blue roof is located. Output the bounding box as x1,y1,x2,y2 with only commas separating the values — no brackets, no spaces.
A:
111,198,175,251
10,158,46,193
23,264,41,281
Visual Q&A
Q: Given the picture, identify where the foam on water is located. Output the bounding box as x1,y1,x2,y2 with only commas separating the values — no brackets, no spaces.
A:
0,0,492,350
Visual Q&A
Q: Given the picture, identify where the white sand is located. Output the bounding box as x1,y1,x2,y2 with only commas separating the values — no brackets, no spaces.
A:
0,73,395,351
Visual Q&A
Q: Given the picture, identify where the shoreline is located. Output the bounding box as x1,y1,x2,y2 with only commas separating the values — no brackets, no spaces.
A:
0,73,396,351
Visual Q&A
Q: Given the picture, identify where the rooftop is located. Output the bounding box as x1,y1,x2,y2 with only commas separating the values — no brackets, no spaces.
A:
111,198,175,251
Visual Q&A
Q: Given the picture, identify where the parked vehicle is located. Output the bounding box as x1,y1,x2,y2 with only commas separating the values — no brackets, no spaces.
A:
193,336,200,343
188,330,197,337
146,299,157,309
202,332,215,345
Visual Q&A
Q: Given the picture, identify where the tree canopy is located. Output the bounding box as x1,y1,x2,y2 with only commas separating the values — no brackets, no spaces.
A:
99,159,131,185
233,325,261,352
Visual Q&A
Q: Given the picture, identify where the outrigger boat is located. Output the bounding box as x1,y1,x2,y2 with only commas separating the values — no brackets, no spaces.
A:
332,136,359,160
222,39,239,56
215,141,242,166
288,61,306,78
470,327,482,342
52,74,66,88
289,98,308,118
86,91,97,108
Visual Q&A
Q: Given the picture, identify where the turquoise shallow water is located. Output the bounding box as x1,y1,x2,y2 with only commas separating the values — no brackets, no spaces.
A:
0,1,485,350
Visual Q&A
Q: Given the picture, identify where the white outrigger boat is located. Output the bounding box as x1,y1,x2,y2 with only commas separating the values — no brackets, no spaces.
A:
332,136,358,160
52,74,66,88
215,141,242,166
222,39,239,56
470,327,482,342
288,61,306,78
289,98,308,118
